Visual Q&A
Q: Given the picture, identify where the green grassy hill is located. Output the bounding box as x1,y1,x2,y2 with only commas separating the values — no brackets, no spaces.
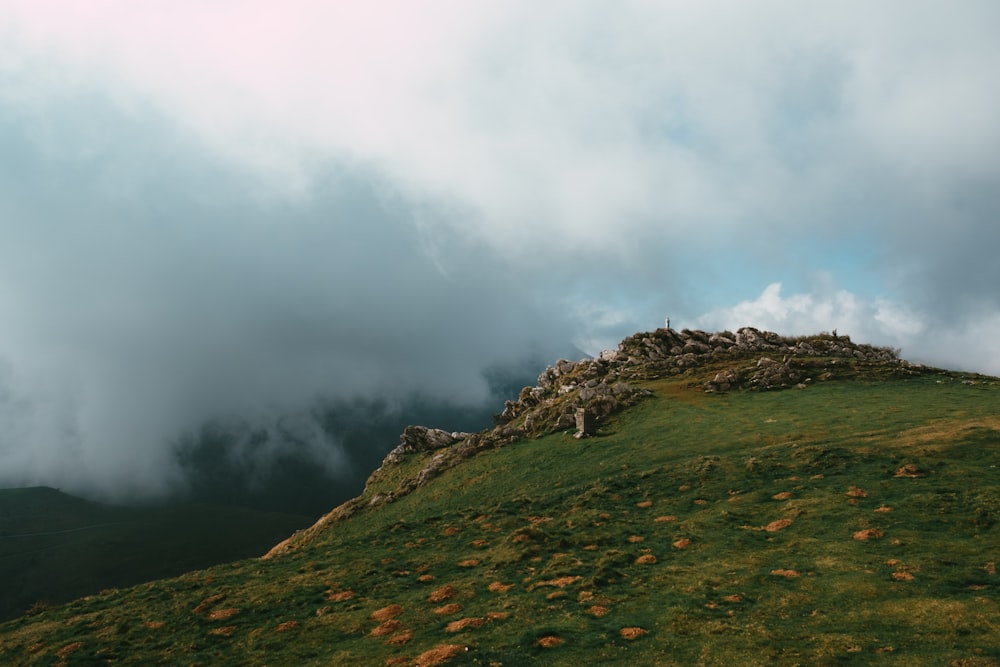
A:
0,328,997,666
0,487,312,623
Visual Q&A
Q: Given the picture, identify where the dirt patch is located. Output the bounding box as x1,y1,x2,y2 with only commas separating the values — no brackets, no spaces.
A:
628,535,645,543
654,515,678,523
722,594,743,603
635,554,658,564
636,500,654,508
433,603,463,615
443,526,461,536
588,605,611,617
445,617,487,632
487,611,510,620
370,620,403,637
209,626,236,637
208,608,239,621
892,572,915,581
770,569,799,578
672,538,691,549
418,574,436,583
275,620,299,633
428,585,458,602
771,491,793,500
853,528,884,541
537,635,564,648
470,539,489,548
874,505,893,513
415,644,466,667
457,559,480,567
764,518,793,532
371,604,404,621
488,581,514,593
846,486,868,498
620,627,648,640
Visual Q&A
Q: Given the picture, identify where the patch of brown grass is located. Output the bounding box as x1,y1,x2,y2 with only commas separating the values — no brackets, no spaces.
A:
537,635,564,648
326,589,356,602
209,626,236,637
371,604,404,621
418,574,436,583
874,505,893,513
892,572,915,581
443,526,461,536
487,611,510,620
846,486,868,498
672,538,691,549
386,630,412,645
771,491,793,500
143,621,165,630
853,528,884,541
370,620,403,637
619,627,648,640
208,608,239,621
628,535,645,543
488,581,514,593
636,500,653,508
588,605,610,617
445,617,487,632
192,593,226,614
535,575,582,588
275,620,299,632
635,554,658,564
428,585,457,602
415,644,466,667
457,559,480,567
56,642,84,658
894,463,924,478
470,539,489,548
433,603,463,615
764,518,793,532
654,515,677,523
770,569,799,578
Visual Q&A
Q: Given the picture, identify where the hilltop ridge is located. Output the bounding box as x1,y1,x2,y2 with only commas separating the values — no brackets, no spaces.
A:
266,327,925,558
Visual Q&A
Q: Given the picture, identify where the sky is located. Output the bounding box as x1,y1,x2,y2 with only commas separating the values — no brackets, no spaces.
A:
1,1,999,500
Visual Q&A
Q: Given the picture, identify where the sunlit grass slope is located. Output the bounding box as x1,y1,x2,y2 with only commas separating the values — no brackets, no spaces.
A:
0,365,997,666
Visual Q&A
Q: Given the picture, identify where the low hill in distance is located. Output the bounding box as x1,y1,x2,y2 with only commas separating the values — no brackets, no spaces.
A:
0,487,312,623
1,327,997,665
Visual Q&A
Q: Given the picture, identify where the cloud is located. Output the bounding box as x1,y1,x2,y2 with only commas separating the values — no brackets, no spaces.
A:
1,1,998,501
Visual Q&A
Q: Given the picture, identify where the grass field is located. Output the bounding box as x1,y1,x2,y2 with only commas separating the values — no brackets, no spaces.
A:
0,362,997,665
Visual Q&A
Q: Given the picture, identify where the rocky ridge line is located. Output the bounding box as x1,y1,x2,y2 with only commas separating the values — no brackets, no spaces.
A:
265,327,914,557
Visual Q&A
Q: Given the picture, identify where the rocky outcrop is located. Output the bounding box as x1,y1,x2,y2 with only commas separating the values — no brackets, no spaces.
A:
381,426,469,465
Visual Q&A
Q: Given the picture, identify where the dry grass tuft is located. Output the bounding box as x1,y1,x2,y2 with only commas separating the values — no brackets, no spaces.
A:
487,581,514,593
445,617,487,632
764,518,794,532
371,604,404,621
771,491,793,500
470,539,489,548
457,559,480,567
628,535,645,543
654,515,678,523
846,486,868,498
588,605,610,617
326,589,356,602
619,627,648,640
143,621,165,630
537,635,564,648
370,620,403,637
192,593,226,614
891,572,914,581
770,569,799,578
56,642,84,658
853,528,884,541
208,608,239,621
209,626,236,637
535,575,582,588
874,505,893,513
275,620,299,632
635,554,658,564
415,644,466,667
418,574,436,583
428,585,458,603
385,630,412,645
672,538,691,549
433,603,463,615
636,500,654,508
487,611,510,620
443,526,461,536
894,464,924,478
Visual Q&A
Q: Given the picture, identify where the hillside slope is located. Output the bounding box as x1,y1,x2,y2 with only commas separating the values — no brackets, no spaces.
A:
0,328,997,666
